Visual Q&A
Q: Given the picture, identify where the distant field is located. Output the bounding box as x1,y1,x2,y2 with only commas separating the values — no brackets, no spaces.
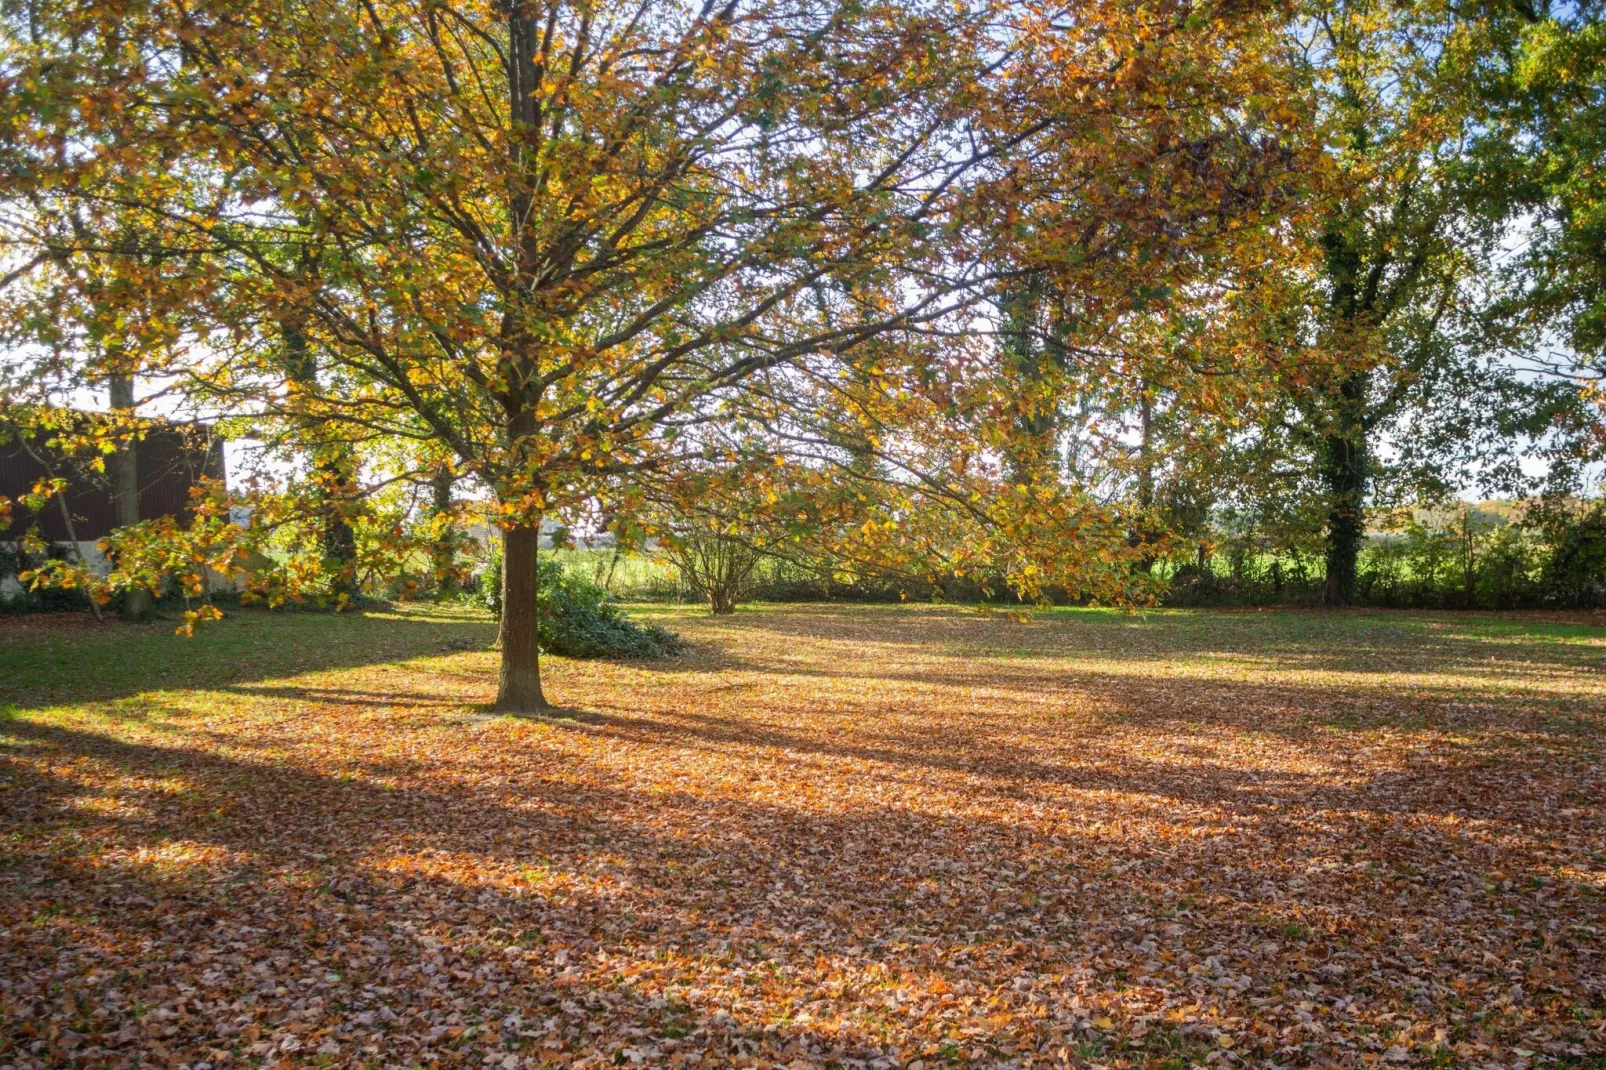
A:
2,604,1603,1066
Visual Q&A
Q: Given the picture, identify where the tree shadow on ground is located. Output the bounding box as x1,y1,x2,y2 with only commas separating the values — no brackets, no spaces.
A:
4,713,1596,1067
0,607,498,710
651,643,1603,750
560,674,1596,829
4,605,1603,1066
699,603,1606,679
0,720,1237,1064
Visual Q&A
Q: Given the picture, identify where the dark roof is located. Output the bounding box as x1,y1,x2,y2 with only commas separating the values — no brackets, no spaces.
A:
0,420,225,542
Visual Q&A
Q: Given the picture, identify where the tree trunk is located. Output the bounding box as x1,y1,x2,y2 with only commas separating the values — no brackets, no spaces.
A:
1317,227,1373,608
491,1,549,713
1137,389,1154,511
108,374,153,620
1001,272,1058,488
1134,386,1157,572
1321,422,1368,607
317,450,358,602
430,465,458,598
496,523,549,713
282,317,359,604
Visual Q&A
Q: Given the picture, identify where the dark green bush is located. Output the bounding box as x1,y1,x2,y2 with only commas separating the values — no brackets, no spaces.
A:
472,550,504,615
477,551,681,658
1475,526,1541,609
1540,503,1606,607
0,542,93,614
536,560,682,658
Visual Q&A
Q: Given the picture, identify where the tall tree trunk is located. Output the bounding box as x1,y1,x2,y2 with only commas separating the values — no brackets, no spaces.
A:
493,4,551,713
282,318,358,603
1317,223,1374,607
1000,272,1058,487
1321,382,1368,606
317,451,358,602
1134,387,1157,572
107,374,153,620
496,522,549,713
1137,389,1154,512
430,465,458,598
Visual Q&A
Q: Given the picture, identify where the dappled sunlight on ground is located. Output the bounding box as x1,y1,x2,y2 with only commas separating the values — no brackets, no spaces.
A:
1,604,1603,1067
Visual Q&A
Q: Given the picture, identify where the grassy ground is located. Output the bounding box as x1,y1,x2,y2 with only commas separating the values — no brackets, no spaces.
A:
1,603,1603,1068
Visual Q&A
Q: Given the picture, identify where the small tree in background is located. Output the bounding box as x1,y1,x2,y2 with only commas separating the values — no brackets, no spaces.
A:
662,532,762,615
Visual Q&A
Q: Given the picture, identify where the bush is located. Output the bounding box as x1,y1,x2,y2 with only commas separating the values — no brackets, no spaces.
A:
472,550,504,615
0,541,93,614
477,550,681,658
1540,503,1606,607
1159,563,1228,606
1149,499,1606,610
1475,525,1541,609
661,532,760,614
537,560,682,658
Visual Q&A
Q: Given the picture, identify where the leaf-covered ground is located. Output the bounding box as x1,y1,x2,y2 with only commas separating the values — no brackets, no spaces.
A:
2,604,1603,1068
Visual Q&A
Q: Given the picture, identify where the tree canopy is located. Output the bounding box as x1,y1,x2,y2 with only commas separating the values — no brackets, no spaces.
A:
2,0,1603,699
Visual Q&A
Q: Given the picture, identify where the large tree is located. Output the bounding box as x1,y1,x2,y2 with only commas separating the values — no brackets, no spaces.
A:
1264,0,1540,604
0,5,214,615
9,0,1034,710
686,0,1313,599
1488,2,1606,470
1499,3,1606,367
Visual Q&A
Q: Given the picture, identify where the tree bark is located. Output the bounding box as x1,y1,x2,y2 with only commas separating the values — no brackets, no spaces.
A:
1134,386,1157,573
282,319,359,603
1317,227,1373,608
108,374,153,620
430,465,458,598
1321,424,1368,607
1000,272,1058,488
317,453,358,601
490,1,549,712
496,523,549,713
1137,389,1154,511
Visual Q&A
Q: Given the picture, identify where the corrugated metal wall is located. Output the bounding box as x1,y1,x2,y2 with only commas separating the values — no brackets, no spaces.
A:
0,422,225,542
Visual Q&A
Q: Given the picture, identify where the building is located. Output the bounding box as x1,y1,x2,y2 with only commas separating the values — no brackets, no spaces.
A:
0,418,224,594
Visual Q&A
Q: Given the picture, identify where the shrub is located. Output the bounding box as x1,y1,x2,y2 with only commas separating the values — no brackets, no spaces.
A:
1160,562,1228,606
478,550,681,658
1152,499,1606,610
1540,503,1606,607
472,550,504,615
1475,525,1541,609
0,541,93,613
661,532,760,614
536,560,682,658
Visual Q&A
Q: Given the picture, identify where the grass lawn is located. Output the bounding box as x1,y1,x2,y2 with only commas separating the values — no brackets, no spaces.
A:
2,603,1603,1067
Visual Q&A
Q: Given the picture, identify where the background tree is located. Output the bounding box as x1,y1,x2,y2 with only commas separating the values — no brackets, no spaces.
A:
673,0,1317,606
661,530,762,615
1497,3,1606,372
1,0,229,616
1485,2,1606,479
1262,0,1542,604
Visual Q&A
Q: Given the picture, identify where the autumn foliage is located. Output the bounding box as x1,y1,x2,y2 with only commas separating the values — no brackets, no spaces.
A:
0,0,1338,706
